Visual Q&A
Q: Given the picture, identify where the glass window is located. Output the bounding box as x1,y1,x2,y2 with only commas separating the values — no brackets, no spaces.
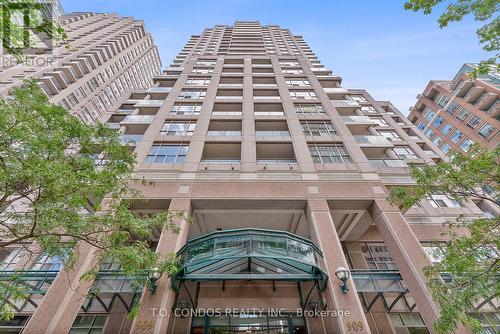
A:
31,254,65,270
466,115,482,129
423,108,436,121
440,143,451,154
301,121,336,136
170,103,202,115
441,123,453,136
450,130,464,143
178,89,206,99
432,116,443,128
161,121,196,136
70,315,107,334
436,95,449,108
389,313,429,334
361,106,376,113
393,147,418,160
423,128,434,138
445,101,460,114
348,95,368,103
145,143,189,164
378,130,401,141
416,122,426,131
285,79,310,87
290,90,317,100
294,103,325,115
0,247,25,269
432,136,442,146
478,124,495,138
185,78,211,86
456,108,469,121
309,144,352,164
360,242,396,269
459,138,475,152
429,194,462,208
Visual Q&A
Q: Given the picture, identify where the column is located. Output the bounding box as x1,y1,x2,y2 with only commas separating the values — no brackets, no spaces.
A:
130,198,192,334
23,242,98,334
306,199,371,334
371,199,470,334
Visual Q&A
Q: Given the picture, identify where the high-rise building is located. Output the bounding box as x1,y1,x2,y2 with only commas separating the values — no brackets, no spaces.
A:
408,64,499,154
1,22,498,334
0,12,162,123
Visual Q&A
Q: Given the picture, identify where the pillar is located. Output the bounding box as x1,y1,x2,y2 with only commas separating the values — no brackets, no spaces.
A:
23,242,98,334
130,198,192,334
371,199,470,334
306,199,371,334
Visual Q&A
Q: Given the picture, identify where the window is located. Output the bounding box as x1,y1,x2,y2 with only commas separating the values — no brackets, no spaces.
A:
285,79,310,87
301,121,336,136
436,95,449,108
450,130,464,143
393,147,417,160
170,103,202,115
432,115,443,128
185,78,210,86
440,143,451,154
161,121,196,136
423,128,434,138
429,194,462,208
416,122,426,131
466,115,482,129
0,247,25,269
294,103,325,115
32,254,65,270
378,130,401,141
69,315,107,334
432,136,443,146
279,60,300,67
478,124,495,138
422,245,445,264
348,95,368,103
145,143,189,163
309,144,351,164
370,117,388,127
360,106,376,113
456,108,469,121
441,123,453,136
360,242,395,269
423,108,436,121
446,101,460,114
290,90,317,100
389,313,429,334
282,68,303,74
459,138,475,152
178,89,206,99
191,67,213,74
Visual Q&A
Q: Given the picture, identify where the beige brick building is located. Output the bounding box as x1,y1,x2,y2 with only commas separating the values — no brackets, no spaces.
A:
408,64,499,153
0,21,498,334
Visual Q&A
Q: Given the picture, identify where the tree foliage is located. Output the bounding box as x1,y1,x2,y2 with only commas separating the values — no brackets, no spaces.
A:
389,147,499,334
0,0,67,59
0,82,183,320
404,0,499,77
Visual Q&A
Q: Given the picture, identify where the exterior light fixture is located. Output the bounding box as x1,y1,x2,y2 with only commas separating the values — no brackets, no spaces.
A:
335,266,350,294
148,267,162,294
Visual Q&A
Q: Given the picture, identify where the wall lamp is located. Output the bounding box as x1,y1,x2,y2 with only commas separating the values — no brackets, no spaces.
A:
335,266,350,294
148,267,162,294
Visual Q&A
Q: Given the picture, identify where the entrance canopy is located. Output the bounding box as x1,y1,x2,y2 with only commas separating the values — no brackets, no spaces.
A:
172,228,328,291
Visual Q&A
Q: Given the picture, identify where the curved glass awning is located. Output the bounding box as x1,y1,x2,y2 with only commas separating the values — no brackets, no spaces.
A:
172,228,328,290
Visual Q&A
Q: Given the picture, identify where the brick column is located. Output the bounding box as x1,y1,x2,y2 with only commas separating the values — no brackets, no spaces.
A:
23,242,98,334
306,199,371,334
130,198,192,334
371,199,470,334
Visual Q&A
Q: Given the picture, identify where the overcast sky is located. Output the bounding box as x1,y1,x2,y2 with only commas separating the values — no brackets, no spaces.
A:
61,0,490,115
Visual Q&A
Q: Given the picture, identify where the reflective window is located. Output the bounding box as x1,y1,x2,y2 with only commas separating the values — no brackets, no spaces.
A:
145,143,189,164
161,121,196,136
309,144,351,164
301,121,336,136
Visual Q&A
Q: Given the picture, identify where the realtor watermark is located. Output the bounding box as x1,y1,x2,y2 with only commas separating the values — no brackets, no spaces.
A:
151,307,352,318
1,1,57,68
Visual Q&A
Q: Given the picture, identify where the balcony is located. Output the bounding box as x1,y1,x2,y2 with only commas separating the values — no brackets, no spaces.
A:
331,100,360,108
146,87,172,94
368,159,408,168
354,135,392,146
120,134,143,145
134,100,163,108
121,115,155,124
342,115,376,124
173,229,328,290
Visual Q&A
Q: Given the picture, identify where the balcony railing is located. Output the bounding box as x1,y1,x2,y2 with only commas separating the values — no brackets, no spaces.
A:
368,159,408,168
207,131,242,136
341,115,375,124
257,159,297,164
354,135,391,145
255,131,290,137
173,228,328,290
121,115,155,124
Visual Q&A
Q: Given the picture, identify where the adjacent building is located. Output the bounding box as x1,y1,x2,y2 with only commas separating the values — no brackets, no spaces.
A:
408,64,499,153
0,22,498,334
0,11,162,123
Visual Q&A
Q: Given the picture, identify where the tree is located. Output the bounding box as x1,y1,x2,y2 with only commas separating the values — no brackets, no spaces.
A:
0,81,183,320
404,0,499,77
389,147,499,334
0,0,67,59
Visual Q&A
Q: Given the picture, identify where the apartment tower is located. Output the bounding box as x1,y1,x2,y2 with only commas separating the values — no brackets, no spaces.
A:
1,22,498,334
408,64,499,153
0,11,162,123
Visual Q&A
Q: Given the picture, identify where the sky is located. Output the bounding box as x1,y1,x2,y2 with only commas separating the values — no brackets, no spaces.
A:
60,0,490,115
